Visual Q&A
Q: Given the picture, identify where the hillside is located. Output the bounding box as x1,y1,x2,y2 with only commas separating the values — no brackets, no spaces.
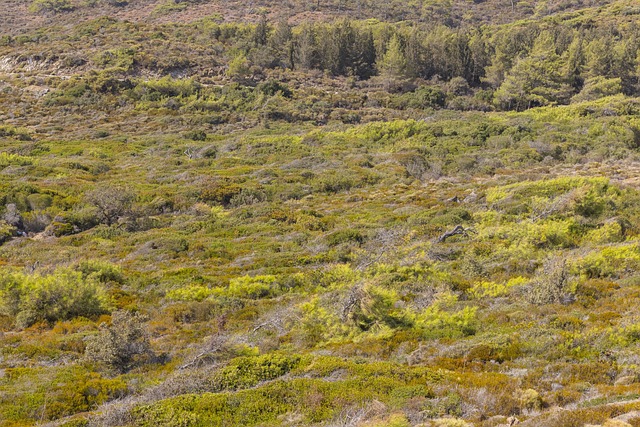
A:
0,0,623,35
4,1,640,427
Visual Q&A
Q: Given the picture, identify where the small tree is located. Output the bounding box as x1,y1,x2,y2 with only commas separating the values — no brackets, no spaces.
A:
227,53,251,82
84,310,154,373
380,34,407,82
86,185,135,226
252,14,269,47
494,31,572,110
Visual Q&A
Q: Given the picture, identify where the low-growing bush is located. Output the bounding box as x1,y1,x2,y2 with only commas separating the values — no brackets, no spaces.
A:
45,368,128,420
0,269,110,329
327,229,365,246
30,0,75,13
0,220,15,244
576,245,640,278
76,260,125,284
227,275,279,299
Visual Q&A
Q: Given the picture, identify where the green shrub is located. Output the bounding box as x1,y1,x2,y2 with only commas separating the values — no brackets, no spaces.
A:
93,48,136,70
575,245,640,278
0,152,34,167
571,77,622,103
45,368,128,419
227,275,279,299
76,260,125,284
417,293,477,339
136,76,200,99
166,285,219,302
199,180,243,206
184,130,207,141
257,80,293,98
83,310,154,373
0,220,15,244
404,86,446,109
210,354,301,391
30,0,75,13
469,276,527,298
0,269,110,328
314,173,356,194
327,229,365,246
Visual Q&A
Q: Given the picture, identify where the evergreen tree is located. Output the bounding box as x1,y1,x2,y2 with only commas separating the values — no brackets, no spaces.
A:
468,30,489,84
334,20,357,76
563,35,586,91
404,29,425,79
380,34,407,81
495,31,572,110
584,35,615,79
318,20,357,76
253,14,269,47
295,24,319,70
445,31,474,82
613,35,640,95
353,29,376,79
270,19,294,69
483,25,539,88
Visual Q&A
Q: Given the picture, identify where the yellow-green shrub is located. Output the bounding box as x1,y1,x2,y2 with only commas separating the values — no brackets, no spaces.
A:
0,269,110,329
575,245,640,278
417,293,477,339
166,285,219,302
469,276,528,298
227,275,278,299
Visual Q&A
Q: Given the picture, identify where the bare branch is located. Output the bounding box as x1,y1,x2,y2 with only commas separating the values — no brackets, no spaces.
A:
436,225,476,243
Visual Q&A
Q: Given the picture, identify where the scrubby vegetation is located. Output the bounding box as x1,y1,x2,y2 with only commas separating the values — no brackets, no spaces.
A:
5,0,640,426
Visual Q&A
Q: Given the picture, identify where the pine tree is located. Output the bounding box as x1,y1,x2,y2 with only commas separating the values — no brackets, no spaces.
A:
379,34,407,80
334,20,357,75
295,24,319,70
353,29,376,79
495,31,572,110
584,35,615,79
563,35,585,91
468,30,489,85
253,14,269,47
270,19,294,69
404,29,425,79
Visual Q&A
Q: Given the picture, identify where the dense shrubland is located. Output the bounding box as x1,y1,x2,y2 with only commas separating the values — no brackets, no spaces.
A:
4,1,640,427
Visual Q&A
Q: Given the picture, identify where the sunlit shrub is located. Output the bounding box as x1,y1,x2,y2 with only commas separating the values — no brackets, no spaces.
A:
0,269,110,329
0,220,15,244
30,0,74,13
76,260,124,284
45,368,128,419
227,275,279,299
469,276,527,298
417,293,477,339
575,245,640,278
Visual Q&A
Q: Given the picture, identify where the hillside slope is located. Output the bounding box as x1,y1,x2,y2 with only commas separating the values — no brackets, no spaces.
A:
0,0,622,35
4,1,640,427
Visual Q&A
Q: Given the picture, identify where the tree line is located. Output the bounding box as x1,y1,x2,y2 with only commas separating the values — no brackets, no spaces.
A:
217,16,640,111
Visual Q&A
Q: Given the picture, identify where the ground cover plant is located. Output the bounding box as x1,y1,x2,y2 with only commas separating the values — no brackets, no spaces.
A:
5,1,640,426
